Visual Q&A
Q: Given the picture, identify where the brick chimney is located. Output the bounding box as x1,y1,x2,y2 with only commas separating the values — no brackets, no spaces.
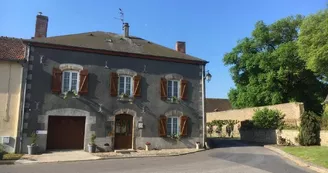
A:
34,12,48,38
176,41,186,53
123,23,129,38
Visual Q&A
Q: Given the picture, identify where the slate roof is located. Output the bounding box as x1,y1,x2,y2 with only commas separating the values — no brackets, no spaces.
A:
26,31,206,63
205,98,232,113
0,37,26,60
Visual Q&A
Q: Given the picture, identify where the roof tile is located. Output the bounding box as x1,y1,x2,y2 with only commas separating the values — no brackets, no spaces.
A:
25,31,206,62
0,37,26,60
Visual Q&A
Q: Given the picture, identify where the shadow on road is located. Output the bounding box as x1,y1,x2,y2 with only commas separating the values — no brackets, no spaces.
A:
205,138,313,173
207,138,265,148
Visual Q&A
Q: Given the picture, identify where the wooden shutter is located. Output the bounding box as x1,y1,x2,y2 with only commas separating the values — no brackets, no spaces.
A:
79,69,89,95
133,75,141,97
180,79,188,100
110,72,118,96
180,115,188,136
160,78,167,100
51,68,62,94
159,115,167,137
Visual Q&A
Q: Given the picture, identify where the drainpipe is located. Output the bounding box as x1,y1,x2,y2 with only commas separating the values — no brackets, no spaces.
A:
201,64,206,148
17,45,29,153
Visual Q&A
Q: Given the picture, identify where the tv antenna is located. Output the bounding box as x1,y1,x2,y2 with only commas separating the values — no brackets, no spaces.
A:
114,8,125,30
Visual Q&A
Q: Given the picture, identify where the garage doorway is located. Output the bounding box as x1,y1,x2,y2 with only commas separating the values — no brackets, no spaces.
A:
47,116,86,150
114,114,133,149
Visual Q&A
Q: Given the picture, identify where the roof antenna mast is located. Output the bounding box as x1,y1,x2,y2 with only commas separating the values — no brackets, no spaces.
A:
114,8,125,30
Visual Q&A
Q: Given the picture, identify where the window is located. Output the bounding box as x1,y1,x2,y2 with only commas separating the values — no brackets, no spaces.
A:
167,80,179,98
62,71,79,93
167,117,179,136
118,75,133,96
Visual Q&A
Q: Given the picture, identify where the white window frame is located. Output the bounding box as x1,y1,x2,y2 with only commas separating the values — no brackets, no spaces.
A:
167,116,180,136
118,75,134,97
167,80,180,99
61,70,80,94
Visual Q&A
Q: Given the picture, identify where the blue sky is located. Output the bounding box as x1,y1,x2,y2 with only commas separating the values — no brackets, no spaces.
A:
1,0,326,98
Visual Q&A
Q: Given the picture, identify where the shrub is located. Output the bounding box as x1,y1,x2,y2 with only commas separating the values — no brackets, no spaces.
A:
225,120,238,137
90,133,97,145
31,132,38,146
298,111,321,146
206,122,214,137
252,108,285,129
239,120,255,130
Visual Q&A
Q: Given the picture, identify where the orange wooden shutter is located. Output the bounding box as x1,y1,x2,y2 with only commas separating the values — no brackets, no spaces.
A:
180,115,188,136
133,75,141,97
110,72,118,96
180,79,188,100
160,78,167,100
51,68,62,94
79,69,89,95
159,115,167,137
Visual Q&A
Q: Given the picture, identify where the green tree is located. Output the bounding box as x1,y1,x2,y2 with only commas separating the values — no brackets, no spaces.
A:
223,15,327,113
298,9,328,81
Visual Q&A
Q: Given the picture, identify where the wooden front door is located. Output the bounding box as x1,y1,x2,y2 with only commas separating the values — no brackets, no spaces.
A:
114,114,133,149
47,116,86,150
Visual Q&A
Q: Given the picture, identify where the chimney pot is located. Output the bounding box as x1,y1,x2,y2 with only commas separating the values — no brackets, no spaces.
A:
34,13,48,38
176,41,186,53
123,23,129,38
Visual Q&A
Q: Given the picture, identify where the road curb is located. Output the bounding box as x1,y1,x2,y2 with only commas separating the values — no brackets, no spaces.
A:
97,149,205,161
264,145,328,173
14,149,205,165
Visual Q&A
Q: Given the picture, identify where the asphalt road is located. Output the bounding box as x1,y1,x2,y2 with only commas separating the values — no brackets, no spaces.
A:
1,140,314,173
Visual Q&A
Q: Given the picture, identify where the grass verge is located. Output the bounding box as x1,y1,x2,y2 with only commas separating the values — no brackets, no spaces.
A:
281,146,328,168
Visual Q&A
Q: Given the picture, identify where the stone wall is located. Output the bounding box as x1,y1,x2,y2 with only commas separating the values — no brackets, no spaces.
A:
207,102,304,126
240,129,328,146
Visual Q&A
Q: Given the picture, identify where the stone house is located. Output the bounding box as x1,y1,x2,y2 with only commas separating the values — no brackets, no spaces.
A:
20,14,208,153
0,37,27,153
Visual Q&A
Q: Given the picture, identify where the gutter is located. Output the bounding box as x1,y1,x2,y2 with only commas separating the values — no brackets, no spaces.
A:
201,65,206,147
17,45,29,153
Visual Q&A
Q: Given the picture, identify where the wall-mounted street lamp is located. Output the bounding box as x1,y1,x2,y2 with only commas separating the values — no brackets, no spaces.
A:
205,70,212,82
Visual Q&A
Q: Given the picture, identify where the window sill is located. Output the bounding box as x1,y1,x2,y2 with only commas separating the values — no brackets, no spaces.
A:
166,99,181,104
60,92,80,99
117,97,134,103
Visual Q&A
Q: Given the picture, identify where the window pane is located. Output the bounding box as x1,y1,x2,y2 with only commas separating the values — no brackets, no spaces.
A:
119,77,125,95
173,118,178,135
167,81,172,98
71,72,78,91
167,118,172,135
126,77,131,95
173,81,178,97
63,72,70,92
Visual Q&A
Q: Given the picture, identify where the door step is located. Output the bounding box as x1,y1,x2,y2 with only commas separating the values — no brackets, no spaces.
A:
114,149,136,154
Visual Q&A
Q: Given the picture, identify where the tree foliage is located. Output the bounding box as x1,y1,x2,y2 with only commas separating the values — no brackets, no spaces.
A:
298,111,321,146
298,9,328,81
223,15,327,113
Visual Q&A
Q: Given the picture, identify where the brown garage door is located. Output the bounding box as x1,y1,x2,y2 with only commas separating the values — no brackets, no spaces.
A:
47,116,86,150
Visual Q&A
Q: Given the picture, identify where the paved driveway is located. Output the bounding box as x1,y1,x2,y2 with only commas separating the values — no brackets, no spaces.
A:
1,140,314,173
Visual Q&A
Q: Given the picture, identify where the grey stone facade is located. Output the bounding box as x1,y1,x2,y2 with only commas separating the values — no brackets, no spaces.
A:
22,46,204,153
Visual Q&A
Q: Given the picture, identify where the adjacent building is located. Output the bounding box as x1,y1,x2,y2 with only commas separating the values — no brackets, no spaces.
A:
0,37,27,153
19,14,208,153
